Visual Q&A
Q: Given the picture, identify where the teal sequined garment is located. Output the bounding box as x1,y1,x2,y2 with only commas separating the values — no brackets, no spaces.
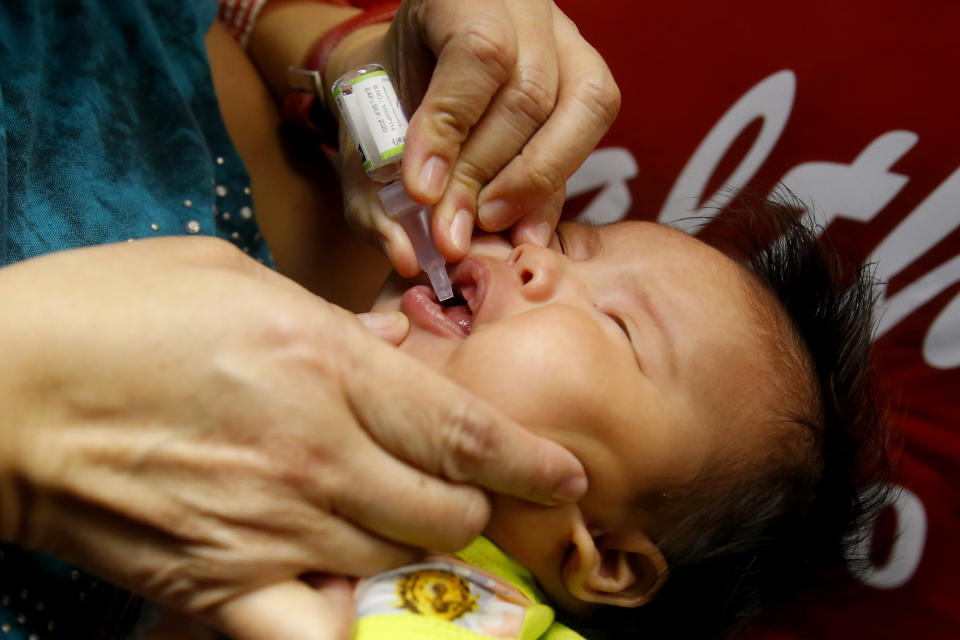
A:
0,0,273,636
0,0,271,266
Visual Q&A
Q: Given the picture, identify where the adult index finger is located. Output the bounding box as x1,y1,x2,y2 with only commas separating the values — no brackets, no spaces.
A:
400,0,518,204
337,318,588,505
429,0,560,258
477,7,620,225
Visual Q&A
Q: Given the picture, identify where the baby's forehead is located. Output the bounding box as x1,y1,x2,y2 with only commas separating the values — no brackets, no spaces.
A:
661,239,805,453
696,274,816,462
604,220,755,279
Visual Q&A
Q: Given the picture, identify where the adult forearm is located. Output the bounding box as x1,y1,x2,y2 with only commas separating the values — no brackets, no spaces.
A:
245,1,388,100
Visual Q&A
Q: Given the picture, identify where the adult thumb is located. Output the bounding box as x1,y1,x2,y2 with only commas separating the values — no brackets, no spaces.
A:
356,311,410,345
215,577,356,640
340,136,420,277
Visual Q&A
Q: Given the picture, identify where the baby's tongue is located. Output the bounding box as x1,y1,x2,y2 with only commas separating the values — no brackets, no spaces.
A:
442,304,473,335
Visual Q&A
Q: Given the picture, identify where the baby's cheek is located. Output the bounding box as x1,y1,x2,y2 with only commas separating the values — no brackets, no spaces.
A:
443,333,557,425
443,320,614,433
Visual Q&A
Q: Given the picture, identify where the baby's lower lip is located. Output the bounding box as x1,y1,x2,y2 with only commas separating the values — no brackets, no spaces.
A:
401,285,470,338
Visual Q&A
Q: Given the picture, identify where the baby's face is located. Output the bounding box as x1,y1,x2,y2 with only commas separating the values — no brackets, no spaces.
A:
372,221,773,600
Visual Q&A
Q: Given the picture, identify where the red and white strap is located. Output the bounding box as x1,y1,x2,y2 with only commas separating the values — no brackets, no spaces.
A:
217,0,355,47
217,0,269,47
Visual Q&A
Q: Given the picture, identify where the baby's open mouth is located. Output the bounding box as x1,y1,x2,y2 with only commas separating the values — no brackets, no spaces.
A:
401,284,474,338
399,257,485,338
441,292,473,335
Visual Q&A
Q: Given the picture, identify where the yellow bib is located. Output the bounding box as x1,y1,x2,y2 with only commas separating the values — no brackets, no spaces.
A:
351,537,586,640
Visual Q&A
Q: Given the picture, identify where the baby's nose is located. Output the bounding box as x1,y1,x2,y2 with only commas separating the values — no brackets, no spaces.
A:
508,244,564,302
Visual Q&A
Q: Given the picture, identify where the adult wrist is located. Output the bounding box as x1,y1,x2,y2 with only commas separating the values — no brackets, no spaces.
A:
245,2,363,99
282,3,399,140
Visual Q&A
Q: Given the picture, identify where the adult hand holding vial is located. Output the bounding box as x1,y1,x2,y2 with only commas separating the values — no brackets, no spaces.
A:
324,0,621,276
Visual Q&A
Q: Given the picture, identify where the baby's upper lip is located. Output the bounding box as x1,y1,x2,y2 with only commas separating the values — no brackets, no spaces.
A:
451,257,490,319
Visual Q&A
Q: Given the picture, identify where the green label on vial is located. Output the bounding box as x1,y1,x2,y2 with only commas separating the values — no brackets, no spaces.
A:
350,69,388,84
381,145,404,160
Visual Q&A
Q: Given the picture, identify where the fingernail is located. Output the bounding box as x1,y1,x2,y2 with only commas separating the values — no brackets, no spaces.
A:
357,311,403,329
418,155,448,201
551,474,588,504
519,222,551,247
477,199,516,229
355,311,410,344
451,209,473,254
356,311,406,332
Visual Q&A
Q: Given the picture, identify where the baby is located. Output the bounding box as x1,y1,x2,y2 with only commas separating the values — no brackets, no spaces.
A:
358,201,890,639
128,203,888,640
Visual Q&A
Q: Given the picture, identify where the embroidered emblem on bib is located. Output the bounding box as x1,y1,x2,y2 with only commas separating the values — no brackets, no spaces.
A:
396,569,478,620
355,557,532,637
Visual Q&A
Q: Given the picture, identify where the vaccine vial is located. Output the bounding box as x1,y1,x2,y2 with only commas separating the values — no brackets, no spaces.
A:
331,64,454,301
332,64,408,183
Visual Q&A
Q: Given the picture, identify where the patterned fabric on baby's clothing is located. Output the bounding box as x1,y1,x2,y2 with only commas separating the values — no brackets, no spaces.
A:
351,537,586,640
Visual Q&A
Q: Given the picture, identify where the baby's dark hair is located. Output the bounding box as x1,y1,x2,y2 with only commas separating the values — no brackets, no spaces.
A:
567,197,892,639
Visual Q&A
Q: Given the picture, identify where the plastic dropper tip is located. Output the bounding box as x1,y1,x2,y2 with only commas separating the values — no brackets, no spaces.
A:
428,266,454,302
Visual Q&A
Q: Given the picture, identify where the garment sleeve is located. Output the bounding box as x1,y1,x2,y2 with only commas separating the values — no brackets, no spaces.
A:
216,0,354,47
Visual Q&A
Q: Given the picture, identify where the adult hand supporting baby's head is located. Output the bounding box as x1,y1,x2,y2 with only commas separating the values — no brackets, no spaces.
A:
330,0,620,277
0,238,585,640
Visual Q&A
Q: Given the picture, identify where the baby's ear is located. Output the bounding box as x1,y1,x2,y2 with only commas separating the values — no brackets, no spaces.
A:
562,523,668,608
